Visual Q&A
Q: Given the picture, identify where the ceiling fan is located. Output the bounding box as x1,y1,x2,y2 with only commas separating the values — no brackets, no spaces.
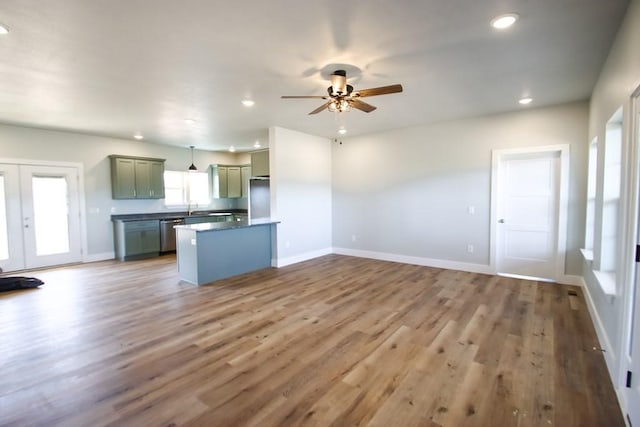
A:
281,70,403,115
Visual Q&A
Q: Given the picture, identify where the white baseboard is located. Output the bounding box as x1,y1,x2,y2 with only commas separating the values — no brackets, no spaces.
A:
558,274,585,286
83,251,115,263
332,247,494,275
581,278,616,374
275,247,333,268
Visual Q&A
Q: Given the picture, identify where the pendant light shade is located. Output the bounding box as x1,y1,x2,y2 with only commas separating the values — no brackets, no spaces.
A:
188,145,197,171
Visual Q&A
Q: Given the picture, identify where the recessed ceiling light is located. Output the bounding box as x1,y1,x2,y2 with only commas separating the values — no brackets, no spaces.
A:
133,133,143,140
229,146,236,152
0,24,9,35
491,13,519,30
519,97,533,105
338,128,347,135
184,118,196,125
241,99,255,107
253,141,261,148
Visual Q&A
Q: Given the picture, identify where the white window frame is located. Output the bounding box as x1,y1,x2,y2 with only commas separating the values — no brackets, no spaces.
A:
583,137,598,259
163,170,210,207
593,107,623,296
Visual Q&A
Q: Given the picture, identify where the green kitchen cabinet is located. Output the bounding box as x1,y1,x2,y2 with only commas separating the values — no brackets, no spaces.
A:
216,165,229,198
251,150,269,177
211,164,250,199
113,219,160,261
241,165,251,197
227,166,241,198
183,214,233,225
110,155,165,199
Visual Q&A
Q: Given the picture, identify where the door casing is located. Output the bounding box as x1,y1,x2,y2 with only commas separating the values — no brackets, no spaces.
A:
0,158,86,272
490,145,570,282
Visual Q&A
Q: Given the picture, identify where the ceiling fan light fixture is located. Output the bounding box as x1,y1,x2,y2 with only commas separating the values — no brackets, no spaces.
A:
188,145,197,171
328,99,351,113
330,70,348,96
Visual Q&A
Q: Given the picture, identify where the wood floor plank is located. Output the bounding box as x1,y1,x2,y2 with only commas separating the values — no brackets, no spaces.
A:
0,254,625,426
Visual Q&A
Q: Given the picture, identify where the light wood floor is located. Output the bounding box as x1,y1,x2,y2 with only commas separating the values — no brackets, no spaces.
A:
0,254,624,426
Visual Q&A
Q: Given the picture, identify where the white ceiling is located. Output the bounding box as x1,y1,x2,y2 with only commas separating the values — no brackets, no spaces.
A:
0,0,629,151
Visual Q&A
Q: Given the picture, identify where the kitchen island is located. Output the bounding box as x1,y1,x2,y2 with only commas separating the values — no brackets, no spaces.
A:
175,219,279,285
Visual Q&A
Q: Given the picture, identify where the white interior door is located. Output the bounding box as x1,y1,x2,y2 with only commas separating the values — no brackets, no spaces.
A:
495,150,561,281
0,163,82,272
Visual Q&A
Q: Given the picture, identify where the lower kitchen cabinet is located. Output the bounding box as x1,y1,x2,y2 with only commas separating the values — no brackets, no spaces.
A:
184,214,232,225
113,220,160,261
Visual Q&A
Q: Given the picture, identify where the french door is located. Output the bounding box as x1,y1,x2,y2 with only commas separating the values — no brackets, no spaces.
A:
0,163,82,272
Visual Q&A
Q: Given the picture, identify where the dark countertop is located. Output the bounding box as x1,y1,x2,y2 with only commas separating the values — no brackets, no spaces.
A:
111,209,248,222
175,218,279,232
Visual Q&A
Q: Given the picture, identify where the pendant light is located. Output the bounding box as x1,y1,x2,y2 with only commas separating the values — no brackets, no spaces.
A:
188,145,197,171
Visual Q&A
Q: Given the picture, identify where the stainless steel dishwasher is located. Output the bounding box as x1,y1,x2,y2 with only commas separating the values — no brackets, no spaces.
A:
160,218,184,252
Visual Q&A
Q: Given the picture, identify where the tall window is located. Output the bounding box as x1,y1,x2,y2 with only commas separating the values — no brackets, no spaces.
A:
584,138,598,252
599,109,623,273
163,171,210,207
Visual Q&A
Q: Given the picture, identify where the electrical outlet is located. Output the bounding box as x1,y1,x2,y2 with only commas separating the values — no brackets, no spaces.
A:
468,206,475,215
467,244,474,253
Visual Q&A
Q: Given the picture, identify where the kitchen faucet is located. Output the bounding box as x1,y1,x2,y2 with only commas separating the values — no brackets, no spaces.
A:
187,201,197,216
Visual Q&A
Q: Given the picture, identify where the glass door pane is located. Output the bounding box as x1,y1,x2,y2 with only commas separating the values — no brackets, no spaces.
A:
0,164,24,272
32,176,70,256
0,175,8,260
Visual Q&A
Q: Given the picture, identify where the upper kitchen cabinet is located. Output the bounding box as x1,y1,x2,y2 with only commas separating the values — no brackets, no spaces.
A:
211,164,251,199
251,150,269,177
241,165,251,197
110,155,165,199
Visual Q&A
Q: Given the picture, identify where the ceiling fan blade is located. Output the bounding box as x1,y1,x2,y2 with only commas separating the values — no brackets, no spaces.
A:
350,99,377,113
353,84,403,98
281,95,328,99
309,101,332,115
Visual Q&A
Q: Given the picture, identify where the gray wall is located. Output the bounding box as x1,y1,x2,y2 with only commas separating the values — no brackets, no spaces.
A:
332,101,589,276
0,123,249,258
270,126,332,266
584,0,640,392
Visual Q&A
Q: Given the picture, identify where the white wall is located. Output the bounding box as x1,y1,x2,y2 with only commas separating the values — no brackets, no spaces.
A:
332,101,588,276
0,123,248,259
584,0,640,406
269,126,332,266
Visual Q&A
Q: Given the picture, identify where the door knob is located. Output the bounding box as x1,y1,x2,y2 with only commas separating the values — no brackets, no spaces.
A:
498,219,505,223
